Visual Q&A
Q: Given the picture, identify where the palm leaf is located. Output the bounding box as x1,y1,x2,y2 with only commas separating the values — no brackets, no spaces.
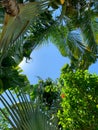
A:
67,30,87,59
0,88,57,130
79,12,97,53
0,0,49,63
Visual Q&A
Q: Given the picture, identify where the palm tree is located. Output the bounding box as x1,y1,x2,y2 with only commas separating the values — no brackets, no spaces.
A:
0,0,97,69
16,0,98,69
0,0,98,129
0,0,50,92
0,88,58,130
0,0,98,97
0,0,49,64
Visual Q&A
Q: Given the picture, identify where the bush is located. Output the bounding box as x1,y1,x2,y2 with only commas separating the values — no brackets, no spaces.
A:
57,64,98,130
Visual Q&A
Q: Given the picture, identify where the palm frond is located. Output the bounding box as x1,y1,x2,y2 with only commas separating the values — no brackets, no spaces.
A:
67,30,86,59
79,12,97,53
0,0,49,64
22,11,56,58
0,88,57,130
48,24,68,57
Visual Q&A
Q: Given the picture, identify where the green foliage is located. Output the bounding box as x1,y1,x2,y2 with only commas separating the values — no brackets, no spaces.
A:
0,110,10,130
29,64,98,130
49,25,68,57
0,88,57,130
1,63,98,130
22,10,55,59
0,0,98,129
0,65,30,93
0,0,98,70
30,78,60,129
57,64,98,130
24,0,98,69
30,78,60,109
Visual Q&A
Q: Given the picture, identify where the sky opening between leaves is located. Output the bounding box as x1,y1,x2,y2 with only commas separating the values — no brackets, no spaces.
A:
19,43,98,84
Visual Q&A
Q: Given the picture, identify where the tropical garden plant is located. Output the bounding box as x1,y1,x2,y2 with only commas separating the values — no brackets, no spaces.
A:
0,0,98,129
57,64,98,130
0,88,57,130
0,0,98,91
29,64,98,130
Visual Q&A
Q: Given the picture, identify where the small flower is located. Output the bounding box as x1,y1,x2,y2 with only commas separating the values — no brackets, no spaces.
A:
61,93,65,98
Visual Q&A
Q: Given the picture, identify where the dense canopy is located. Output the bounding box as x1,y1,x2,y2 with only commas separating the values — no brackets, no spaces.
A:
0,0,98,130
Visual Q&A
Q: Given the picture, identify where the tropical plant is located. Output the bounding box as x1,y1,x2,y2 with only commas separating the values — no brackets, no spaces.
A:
30,64,98,130
30,78,60,128
28,64,98,130
16,0,98,69
0,66,30,93
57,64,98,130
0,0,50,92
0,0,98,70
0,109,10,130
1,64,98,130
0,0,98,129
0,87,58,130
0,0,49,64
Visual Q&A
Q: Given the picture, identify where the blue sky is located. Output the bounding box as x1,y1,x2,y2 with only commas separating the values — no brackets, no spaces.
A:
19,43,70,84
20,43,98,84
